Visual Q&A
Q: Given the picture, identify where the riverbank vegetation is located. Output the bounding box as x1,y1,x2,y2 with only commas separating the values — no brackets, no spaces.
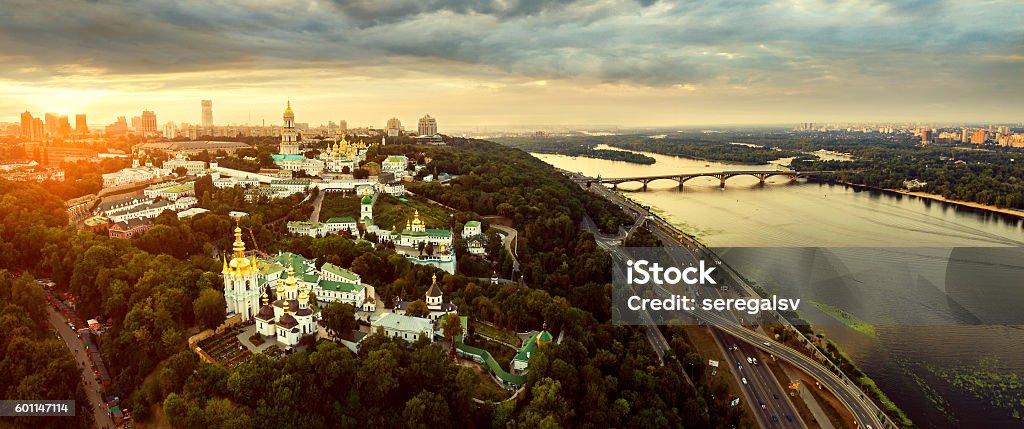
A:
604,137,803,164
811,301,878,337
793,144,1024,209
494,137,656,164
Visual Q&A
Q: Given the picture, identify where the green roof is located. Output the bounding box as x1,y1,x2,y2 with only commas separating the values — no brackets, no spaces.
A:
258,262,285,276
361,195,373,204
271,179,312,185
326,217,356,224
272,154,304,162
515,330,553,362
464,221,481,228
159,183,194,194
318,280,363,293
321,262,360,281
425,228,452,237
386,156,407,162
271,252,311,273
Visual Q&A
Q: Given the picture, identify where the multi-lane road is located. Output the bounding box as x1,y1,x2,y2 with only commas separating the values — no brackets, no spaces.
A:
569,170,890,429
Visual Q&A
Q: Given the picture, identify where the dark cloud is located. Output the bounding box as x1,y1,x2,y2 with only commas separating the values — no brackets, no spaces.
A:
0,0,1021,97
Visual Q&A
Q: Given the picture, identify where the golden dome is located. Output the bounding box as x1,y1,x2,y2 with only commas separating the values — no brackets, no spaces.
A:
283,100,294,116
276,277,285,296
227,223,252,276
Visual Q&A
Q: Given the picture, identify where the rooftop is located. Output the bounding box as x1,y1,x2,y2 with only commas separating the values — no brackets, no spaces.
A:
373,313,432,334
321,263,360,282
326,217,356,224
318,280,364,293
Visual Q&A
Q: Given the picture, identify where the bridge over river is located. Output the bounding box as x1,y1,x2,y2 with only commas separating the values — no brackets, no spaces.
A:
591,170,839,190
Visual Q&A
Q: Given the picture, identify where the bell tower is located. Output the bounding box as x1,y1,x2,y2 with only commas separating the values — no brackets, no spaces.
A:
223,222,261,321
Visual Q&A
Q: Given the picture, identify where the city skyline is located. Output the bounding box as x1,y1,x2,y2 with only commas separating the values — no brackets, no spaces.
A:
1,0,1023,127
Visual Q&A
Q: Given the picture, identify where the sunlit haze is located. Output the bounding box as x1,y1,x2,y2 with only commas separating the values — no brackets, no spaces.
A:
1,0,1023,129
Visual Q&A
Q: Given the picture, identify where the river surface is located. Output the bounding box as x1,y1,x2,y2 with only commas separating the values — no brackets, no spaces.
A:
532,146,1024,428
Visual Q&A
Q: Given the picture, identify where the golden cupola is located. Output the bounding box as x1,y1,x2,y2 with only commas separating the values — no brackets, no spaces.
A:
227,224,253,276
283,258,298,298
411,210,425,229
284,100,294,117
298,282,309,306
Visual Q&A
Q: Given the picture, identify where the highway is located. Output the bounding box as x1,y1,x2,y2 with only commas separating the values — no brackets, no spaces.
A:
569,170,891,429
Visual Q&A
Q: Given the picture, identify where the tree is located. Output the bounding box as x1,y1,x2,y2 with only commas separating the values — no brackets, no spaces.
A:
402,391,451,429
405,299,429,318
193,288,226,330
173,166,188,177
440,313,463,357
321,302,357,339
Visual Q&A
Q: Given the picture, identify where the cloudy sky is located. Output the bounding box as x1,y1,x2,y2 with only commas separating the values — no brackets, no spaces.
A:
1,0,1022,129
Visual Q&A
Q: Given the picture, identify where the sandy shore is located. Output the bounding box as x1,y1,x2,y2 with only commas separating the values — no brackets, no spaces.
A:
888,189,1024,218
832,181,1024,218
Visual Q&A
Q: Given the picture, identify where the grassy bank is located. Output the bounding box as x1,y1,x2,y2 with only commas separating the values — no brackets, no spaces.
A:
811,301,878,337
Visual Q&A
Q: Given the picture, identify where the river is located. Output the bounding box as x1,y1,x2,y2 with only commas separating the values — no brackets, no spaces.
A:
532,146,1024,428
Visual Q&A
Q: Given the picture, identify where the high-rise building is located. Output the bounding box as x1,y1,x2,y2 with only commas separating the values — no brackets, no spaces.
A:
339,120,347,133
75,114,88,134
386,117,402,137
44,112,59,137
961,128,970,143
201,100,213,128
58,115,71,137
32,118,44,141
163,121,177,139
106,116,128,135
131,116,142,132
20,111,34,140
970,130,987,144
141,111,158,137
418,114,437,136
920,129,932,144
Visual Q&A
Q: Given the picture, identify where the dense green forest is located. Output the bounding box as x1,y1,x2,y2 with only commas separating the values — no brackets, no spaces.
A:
794,145,1024,209
0,138,751,428
494,137,656,164
600,136,803,165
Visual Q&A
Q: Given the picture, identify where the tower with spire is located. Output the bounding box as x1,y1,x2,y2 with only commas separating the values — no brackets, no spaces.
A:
223,222,261,321
279,100,301,155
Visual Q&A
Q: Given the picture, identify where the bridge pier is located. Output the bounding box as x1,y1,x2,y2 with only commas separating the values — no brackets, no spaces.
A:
719,179,726,189
641,181,648,191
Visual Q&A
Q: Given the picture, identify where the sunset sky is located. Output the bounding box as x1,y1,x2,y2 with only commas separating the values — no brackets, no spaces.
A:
1,0,1022,129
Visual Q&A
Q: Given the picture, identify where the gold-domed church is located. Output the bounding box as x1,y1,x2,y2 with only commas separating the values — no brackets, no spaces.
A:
255,258,318,347
223,223,261,320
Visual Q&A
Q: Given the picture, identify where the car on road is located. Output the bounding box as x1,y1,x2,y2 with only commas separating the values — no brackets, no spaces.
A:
742,377,747,385
759,401,766,409
784,414,793,422
752,357,759,365
747,357,753,364
737,362,743,369
772,415,779,423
